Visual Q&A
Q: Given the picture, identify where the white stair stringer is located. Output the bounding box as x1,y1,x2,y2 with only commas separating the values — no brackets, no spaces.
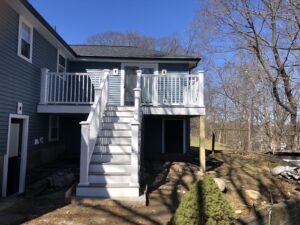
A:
76,106,140,198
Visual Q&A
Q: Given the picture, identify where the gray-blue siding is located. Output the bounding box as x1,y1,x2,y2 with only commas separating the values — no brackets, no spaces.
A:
0,2,59,155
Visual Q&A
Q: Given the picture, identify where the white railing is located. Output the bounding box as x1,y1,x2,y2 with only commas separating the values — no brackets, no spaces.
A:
130,70,142,186
40,68,102,105
78,70,109,185
141,71,204,107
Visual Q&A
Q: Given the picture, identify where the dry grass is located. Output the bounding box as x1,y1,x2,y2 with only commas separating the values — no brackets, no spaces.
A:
190,136,233,151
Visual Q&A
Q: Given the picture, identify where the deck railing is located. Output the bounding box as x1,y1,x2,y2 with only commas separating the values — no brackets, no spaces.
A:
141,71,204,107
40,68,102,105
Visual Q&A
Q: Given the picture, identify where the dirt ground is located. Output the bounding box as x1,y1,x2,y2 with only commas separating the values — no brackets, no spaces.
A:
1,151,299,225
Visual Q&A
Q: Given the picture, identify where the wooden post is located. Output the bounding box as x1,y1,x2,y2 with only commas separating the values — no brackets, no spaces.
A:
212,132,215,155
199,116,206,172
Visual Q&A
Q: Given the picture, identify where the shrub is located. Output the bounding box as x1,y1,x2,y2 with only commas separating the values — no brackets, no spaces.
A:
173,176,234,225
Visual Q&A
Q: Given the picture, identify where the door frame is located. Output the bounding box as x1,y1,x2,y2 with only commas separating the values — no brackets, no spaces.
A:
2,114,29,197
120,63,158,106
162,118,186,154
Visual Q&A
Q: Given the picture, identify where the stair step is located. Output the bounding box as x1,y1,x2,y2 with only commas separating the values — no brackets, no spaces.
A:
89,164,131,173
99,130,132,137
103,123,131,130
76,184,139,198
97,137,131,145
105,111,134,117
94,145,131,154
89,173,131,183
106,106,134,111
91,153,131,163
103,117,132,123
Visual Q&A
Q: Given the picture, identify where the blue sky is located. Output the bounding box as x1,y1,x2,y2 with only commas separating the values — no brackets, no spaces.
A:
28,0,200,45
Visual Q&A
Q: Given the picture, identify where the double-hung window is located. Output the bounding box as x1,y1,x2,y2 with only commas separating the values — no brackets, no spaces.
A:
18,17,33,62
57,53,66,72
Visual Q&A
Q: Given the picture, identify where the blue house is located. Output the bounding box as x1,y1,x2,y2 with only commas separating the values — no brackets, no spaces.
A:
0,0,205,198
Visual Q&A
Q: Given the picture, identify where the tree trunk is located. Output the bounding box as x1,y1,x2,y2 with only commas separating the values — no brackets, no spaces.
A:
290,113,298,151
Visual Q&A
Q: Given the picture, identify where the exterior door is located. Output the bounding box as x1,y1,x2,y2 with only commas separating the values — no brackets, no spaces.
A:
124,66,139,106
164,119,184,153
7,119,23,196
123,64,156,106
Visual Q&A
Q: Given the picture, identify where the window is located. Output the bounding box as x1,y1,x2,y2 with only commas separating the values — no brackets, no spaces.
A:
48,115,59,141
57,53,66,72
18,17,33,62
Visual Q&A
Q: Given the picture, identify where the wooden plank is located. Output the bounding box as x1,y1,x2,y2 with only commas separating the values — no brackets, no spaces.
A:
199,116,206,172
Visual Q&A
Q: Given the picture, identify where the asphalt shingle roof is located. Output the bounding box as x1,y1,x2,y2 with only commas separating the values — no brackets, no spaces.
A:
70,45,199,60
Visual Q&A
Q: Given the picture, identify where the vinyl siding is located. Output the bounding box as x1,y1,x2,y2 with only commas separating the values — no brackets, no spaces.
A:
158,63,190,74
0,2,58,155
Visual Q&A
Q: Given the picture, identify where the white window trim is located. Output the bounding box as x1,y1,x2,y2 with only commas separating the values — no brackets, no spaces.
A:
48,115,59,142
2,114,29,197
57,51,67,72
17,16,33,63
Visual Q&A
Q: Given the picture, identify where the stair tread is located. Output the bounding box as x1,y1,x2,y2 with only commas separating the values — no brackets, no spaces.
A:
93,152,131,155
89,172,131,176
78,183,138,188
90,161,131,165
98,136,132,138
96,144,131,146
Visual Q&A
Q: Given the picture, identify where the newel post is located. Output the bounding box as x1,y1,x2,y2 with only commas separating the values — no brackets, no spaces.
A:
40,68,49,104
130,70,142,187
198,70,204,107
79,123,90,185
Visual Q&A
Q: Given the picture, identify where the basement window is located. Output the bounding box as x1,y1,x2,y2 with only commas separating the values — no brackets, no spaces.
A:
48,115,59,142
18,17,33,63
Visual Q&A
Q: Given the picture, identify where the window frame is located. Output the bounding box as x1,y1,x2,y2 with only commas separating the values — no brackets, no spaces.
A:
17,16,33,63
48,115,59,142
57,51,67,72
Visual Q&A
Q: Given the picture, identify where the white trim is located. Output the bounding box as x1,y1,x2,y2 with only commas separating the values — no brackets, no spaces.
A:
121,63,158,106
17,16,33,63
2,114,29,197
162,118,186,154
48,115,59,142
142,106,206,116
57,51,67,72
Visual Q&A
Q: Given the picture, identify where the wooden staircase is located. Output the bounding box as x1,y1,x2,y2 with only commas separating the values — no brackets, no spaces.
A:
76,106,139,198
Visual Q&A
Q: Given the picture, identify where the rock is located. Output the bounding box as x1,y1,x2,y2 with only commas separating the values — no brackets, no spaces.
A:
48,172,75,188
271,166,297,176
245,189,261,200
235,210,242,214
214,178,226,192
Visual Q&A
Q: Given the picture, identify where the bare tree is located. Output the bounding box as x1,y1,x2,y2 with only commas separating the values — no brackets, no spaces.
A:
196,0,300,150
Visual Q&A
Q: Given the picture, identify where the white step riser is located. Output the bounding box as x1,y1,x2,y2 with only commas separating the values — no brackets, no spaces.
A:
76,186,139,198
106,106,134,111
103,123,131,130
89,164,131,173
103,117,132,123
94,145,131,154
97,138,131,145
89,175,131,184
99,130,132,137
91,154,131,163
105,111,134,117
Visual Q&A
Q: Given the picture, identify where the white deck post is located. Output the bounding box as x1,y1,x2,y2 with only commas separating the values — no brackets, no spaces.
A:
40,68,49,104
130,70,142,186
79,124,90,185
198,71,204,107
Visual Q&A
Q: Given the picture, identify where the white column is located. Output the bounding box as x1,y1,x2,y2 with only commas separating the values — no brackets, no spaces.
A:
40,68,49,104
198,70,204,107
79,124,90,185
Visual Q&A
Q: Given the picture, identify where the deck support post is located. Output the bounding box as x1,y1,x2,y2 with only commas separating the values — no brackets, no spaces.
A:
199,115,206,172
40,68,49,104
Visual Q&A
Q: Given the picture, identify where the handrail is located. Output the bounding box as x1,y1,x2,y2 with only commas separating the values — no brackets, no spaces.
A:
78,70,110,185
130,70,142,186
